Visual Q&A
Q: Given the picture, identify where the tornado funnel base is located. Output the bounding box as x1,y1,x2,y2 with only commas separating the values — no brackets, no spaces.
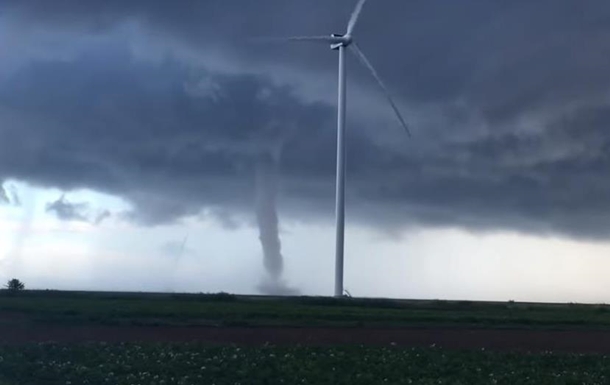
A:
257,278,300,296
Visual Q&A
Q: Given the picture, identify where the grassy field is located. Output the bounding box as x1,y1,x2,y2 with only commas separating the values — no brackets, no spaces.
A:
2,290,610,384
0,343,608,385
1,289,610,329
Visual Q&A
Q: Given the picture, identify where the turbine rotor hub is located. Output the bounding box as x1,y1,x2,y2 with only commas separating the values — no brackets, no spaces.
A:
330,34,352,50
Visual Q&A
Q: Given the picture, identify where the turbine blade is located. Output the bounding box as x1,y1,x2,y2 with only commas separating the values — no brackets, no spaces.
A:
346,0,368,35
250,35,335,44
286,35,335,42
350,43,411,136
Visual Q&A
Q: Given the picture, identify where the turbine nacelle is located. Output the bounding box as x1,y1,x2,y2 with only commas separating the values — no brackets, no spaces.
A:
330,34,352,50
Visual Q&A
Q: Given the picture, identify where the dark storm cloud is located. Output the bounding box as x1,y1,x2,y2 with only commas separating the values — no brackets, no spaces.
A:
0,41,338,226
2,0,610,239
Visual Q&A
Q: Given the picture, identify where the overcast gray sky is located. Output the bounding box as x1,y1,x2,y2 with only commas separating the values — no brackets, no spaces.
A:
2,0,610,302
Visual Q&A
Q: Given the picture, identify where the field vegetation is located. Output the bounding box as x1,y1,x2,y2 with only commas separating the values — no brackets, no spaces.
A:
2,291,610,383
0,343,608,385
1,290,610,329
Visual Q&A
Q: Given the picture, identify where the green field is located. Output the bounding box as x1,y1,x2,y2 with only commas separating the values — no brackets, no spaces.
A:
2,290,610,384
1,290,610,329
0,343,608,385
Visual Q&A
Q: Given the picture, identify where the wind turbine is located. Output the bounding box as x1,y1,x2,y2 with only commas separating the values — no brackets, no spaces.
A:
261,0,411,297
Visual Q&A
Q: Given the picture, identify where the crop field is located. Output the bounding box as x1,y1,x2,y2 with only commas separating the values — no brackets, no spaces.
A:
2,290,610,329
2,290,610,383
1,343,609,385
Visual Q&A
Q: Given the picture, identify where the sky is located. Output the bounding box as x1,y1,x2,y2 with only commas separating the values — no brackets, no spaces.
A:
2,0,610,302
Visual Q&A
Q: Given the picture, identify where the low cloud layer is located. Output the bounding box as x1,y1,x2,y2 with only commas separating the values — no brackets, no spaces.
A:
0,183,20,206
2,1,610,240
0,185,8,205
45,195,111,225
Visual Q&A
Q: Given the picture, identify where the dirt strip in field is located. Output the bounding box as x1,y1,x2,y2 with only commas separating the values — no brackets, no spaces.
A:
2,325,610,353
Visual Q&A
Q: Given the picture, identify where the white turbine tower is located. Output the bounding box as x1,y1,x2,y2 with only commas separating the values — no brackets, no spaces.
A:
262,0,411,297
